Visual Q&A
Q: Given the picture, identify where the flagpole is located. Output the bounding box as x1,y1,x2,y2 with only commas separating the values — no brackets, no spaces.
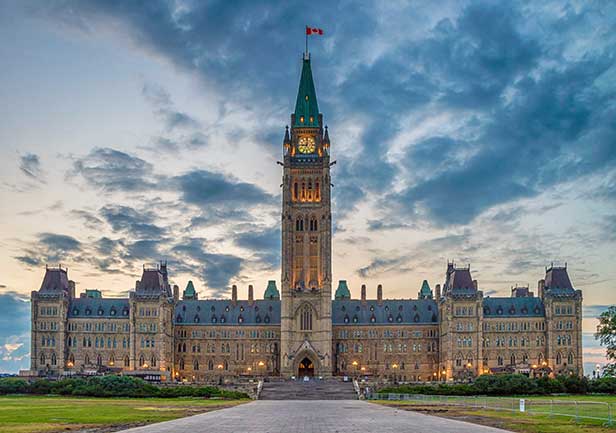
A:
305,26,308,57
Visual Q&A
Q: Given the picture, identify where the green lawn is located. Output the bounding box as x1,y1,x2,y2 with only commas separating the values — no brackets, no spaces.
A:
0,395,249,433
374,394,616,433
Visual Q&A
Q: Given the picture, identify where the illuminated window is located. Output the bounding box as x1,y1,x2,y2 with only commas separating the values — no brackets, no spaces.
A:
300,116,304,123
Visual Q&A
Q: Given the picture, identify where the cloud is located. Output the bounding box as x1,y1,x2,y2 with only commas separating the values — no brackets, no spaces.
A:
71,147,159,192
99,205,164,238
0,292,31,373
173,169,275,209
19,153,44,182
172,239,243,295
15,233,82,268
357,256,412,279
233,226,280,269
583,305,612,319
142,83,200,131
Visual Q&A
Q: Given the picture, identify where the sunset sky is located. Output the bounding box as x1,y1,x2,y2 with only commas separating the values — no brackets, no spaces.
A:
0,1,614,373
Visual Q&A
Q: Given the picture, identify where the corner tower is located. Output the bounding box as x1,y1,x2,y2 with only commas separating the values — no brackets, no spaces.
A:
280,53,333,377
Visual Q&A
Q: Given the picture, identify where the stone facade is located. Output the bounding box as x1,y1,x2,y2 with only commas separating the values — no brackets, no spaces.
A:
28,53,583,382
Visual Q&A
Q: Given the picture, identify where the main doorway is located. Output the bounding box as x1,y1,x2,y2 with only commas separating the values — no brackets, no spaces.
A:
298,357,314,377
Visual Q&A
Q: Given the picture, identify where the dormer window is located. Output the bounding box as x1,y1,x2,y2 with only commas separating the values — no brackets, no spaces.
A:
73,308,79,315
309,116,314,123
300,116,305,123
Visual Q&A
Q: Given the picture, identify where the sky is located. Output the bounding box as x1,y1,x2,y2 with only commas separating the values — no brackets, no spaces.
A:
0,0,614,374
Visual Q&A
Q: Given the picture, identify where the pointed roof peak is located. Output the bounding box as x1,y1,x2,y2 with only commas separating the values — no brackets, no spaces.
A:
294,56,320,127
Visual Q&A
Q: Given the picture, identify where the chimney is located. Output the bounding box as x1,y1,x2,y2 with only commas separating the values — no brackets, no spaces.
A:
538,279,545,298
361,284,367,302
472,280,478,290
135,280,140,290
377,284,383,302
248,284,254,302
68,280,76,298
173,284,179,301
232,285,238,302
435,284,441,301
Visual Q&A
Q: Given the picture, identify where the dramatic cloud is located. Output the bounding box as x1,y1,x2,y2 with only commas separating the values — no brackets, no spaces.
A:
234,226,280,269
15,233,82,268
173,169,275,209
99,205,164,238
142,83,200,131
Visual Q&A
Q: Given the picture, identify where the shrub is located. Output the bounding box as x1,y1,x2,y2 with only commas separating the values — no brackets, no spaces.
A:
589,377,616,394
0,376,249,399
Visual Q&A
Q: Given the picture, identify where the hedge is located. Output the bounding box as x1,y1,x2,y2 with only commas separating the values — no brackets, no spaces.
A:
378,374,616,396
0,376,249,399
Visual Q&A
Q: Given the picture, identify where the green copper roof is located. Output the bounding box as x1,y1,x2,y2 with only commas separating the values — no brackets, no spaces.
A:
183,280,197,299
85,289,102,299
294,56,320,127
418,280,433,299
335,280,351,300
264,280,280,299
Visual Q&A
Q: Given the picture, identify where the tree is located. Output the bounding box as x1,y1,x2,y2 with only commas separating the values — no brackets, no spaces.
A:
595,306,616,377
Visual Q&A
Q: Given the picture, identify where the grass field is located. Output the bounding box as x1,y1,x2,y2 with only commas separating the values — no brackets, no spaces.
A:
374,394,616,433
0,395,249,433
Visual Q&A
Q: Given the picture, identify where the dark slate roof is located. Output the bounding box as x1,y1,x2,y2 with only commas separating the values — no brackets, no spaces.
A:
39,267,69,293
483,297,545,317
332,300,438,325
544,267,573,290
448,268,474,290
136,267,171,297
175,300,281,325
68,298,130,318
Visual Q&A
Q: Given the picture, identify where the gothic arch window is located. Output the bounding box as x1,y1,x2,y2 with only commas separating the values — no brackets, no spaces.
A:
510,354,516,366
51,353,57,366
567,352,574,365
109,354,115,366
208,359,214,370
307,179,313,201
193,359,199,371
300,304,313,331
296,216,304,231
497,355,504,366
315,181,320,201
124,355,130,367
293,182,298,201
97,354,102,366
556,352,562,364
84,354,90,365
301,181,306,201
179,358,185,370
151,355,157,367
139,355,145,367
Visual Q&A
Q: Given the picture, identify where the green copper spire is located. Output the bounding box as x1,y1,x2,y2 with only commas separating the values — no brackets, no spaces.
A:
183,280,198,300
418,280,433,300
294,56,320,127
335,280,351,300
264,280,280,300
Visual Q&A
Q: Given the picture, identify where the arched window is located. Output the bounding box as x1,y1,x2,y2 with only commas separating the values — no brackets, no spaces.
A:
497,356,503,366
307,179,313,201
315,182,320,201
179,358,185,370
84,354,90,365
193,359,199,371
68,353,75,366
293,182,298,201
97,354,102,366
208,359,214,370
109,354,115,366
151,355,157,367
510,354,516,366
139,355,145,367
51,353,57,366
39,353,46,366
567,353,574,365
556,353,562,364
300,304,313,331
124,355,130,367
538,353,543,364
301,181,306,201
296,216,304,231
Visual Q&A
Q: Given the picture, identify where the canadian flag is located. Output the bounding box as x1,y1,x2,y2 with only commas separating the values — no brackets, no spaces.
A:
306,26,324,35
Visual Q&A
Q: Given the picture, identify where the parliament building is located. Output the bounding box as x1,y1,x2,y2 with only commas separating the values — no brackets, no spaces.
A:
28,53,583,383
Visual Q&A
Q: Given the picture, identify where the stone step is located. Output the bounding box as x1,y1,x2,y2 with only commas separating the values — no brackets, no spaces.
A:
259,379,357,400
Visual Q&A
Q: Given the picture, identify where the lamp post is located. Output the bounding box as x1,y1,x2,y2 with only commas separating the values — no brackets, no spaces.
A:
258,360,266,378
352,360,358,378
217,363,224,385
392,363,399,383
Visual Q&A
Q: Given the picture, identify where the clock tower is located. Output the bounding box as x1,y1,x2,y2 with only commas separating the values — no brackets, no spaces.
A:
280,53,333,377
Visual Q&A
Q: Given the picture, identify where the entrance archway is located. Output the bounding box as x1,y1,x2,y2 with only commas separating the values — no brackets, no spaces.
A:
298,357,314,377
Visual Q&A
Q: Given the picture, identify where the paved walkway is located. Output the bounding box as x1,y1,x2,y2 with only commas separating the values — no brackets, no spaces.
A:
117,400,511,433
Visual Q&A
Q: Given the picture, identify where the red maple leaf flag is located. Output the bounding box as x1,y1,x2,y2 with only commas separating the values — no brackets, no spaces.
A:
306,26,324,35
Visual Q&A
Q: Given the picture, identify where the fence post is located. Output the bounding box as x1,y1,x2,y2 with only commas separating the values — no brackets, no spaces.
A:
609,403,613,427
549,399,553,418
574,400,579,423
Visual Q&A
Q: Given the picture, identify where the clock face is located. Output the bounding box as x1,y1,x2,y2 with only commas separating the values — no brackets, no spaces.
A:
298,136,316,154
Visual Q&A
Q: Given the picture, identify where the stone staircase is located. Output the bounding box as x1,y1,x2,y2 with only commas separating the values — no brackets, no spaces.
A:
259,378,358,400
